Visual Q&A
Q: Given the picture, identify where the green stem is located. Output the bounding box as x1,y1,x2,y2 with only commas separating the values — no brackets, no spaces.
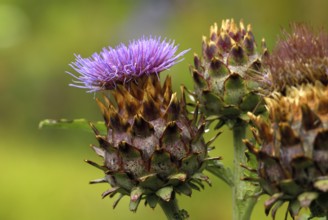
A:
232,122,257,220
158,195,188,220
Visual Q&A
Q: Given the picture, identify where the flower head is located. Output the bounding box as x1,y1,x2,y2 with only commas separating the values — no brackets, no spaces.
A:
245,83,328,219
85,74,218,214
68,36,189,92
191,19,268,128
267,24,328,92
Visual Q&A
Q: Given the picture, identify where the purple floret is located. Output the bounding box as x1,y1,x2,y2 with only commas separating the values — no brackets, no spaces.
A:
68,36,189,92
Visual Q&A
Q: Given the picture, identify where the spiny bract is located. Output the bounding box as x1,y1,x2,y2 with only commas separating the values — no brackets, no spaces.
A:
191,19,269,129
245,83,328,219
87,75,219,213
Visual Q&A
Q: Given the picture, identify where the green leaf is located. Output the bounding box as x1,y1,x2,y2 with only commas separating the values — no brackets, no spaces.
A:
129,195,141,212
201,90,224,115
192,70,208,90
145,194,158,209
39,118,106,134
288,199,301,218
228,45,248,66
130,187,144,202
167,173,187,186
223,73,246,105
175,183,192,196
112,172,134,191
138,173,165,190
205,160,234,187
84,159,107,171
192,173,211,186
298,192,318,208
279,179,303,196
156,186,173,202
113,194,124,209
240,92,261,112
314,178,328,192
181,154,199,175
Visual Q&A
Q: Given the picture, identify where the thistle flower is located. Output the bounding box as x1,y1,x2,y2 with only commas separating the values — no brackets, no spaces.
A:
267,24,328,93
68,36,189,92
245,83,328,219
191,19,268,129
69,37,219,218
88,76,219,215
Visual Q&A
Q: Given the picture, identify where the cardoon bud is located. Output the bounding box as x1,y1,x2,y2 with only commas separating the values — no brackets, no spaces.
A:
68,36,220,218
191,19,268,129
245,83,328,219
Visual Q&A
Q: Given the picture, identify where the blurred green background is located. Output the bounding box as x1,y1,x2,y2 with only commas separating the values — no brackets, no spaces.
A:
1,0,328,219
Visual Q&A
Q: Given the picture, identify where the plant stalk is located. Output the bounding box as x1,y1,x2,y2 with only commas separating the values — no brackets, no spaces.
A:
158,195,188,220
232,122,257,220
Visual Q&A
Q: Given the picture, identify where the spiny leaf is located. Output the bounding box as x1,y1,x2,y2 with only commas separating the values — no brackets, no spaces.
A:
102,187,120,199
85,160,107,171
39,118,106,134
89,178,107,184
205,160,234,186
113,194,124,209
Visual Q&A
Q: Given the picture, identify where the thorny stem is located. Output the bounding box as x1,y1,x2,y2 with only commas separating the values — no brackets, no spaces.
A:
232,122,258,220
158,194,189,220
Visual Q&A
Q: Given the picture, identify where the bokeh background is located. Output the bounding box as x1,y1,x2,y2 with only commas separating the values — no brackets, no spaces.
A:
1,0,328,219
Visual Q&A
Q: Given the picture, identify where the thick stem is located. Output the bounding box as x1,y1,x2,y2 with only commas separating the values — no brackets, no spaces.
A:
158,195,188,220
232,122,257,220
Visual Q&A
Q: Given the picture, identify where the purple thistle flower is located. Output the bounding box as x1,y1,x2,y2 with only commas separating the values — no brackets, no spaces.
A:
68,36,190,92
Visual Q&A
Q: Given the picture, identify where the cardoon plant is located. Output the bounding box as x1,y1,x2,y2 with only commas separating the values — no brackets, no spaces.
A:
244,24,328,219
40,20,328,220
41,36,222,220
246,83,328,219
189,19,269,220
